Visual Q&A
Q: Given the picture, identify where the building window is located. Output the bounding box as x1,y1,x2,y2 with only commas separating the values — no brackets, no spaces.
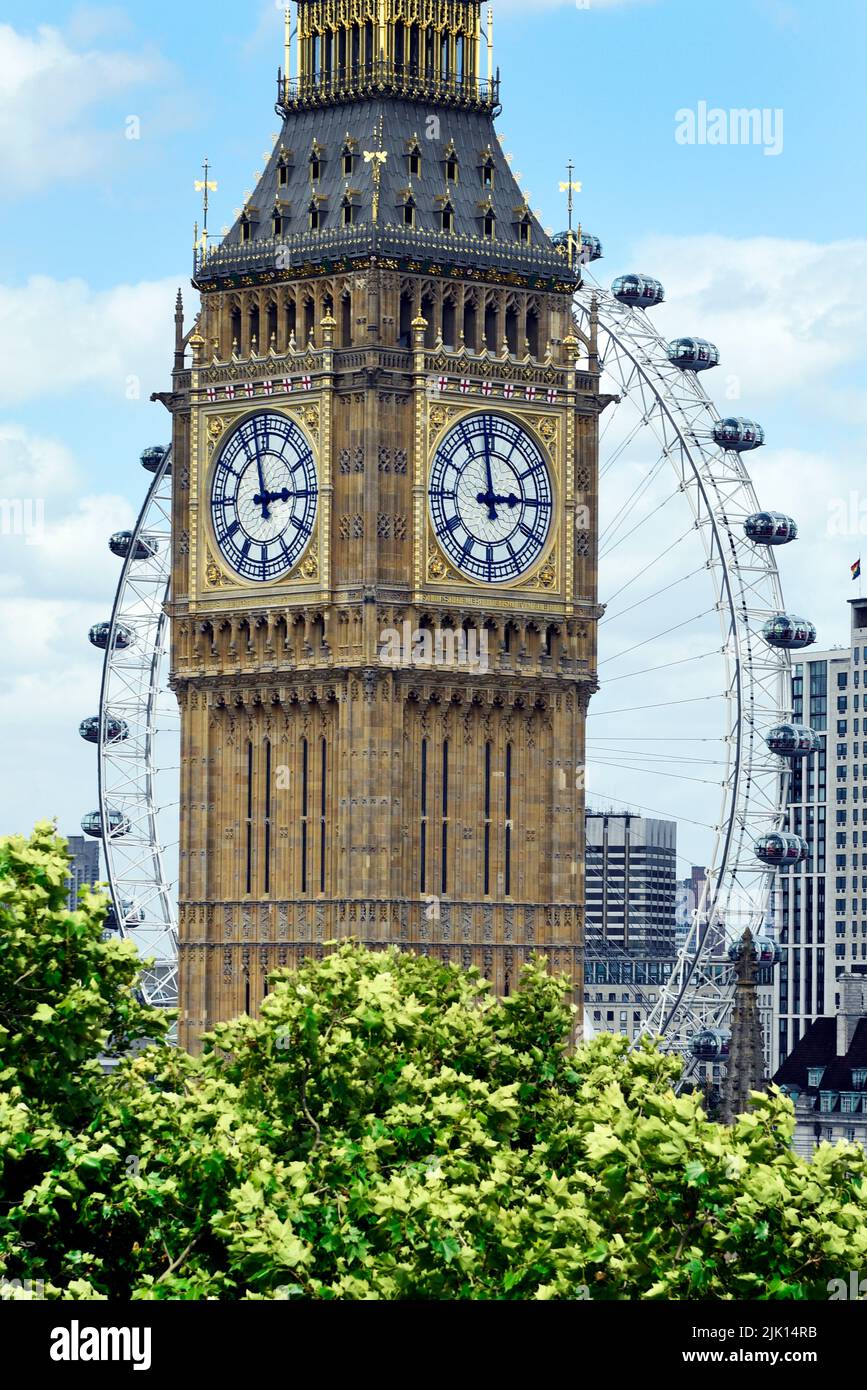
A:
309,203,322,231
301,737,309,894
808,1066,825,1087
245,740,254,895
342,199,354,226
441,740,450,895
505,742,513,897
483,741,492,896
441,203,454,234
404,197,416,227
420,737,428,894
483,212,495,239
264,739,272,895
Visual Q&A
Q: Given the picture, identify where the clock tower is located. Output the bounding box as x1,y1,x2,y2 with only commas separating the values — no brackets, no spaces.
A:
167,0,602,1049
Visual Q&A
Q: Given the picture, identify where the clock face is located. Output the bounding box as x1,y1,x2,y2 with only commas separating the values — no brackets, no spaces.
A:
428,413,553,584
210,412,318,583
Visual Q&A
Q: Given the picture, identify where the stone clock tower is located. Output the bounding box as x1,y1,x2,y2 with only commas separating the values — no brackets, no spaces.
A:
166,0,602,1049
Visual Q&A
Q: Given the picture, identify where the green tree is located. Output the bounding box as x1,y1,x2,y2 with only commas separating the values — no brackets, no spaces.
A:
2,826,867,1301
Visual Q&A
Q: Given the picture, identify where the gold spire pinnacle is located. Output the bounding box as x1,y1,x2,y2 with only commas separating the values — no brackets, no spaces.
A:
363,115,388,225
558,160,582,270
194,157,218,265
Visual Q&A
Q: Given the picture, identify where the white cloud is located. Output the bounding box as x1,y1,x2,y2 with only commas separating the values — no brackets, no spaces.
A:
0,426,138,836
0,275,184,407
626,235,867,404
0,20,168,195
0,424,134,598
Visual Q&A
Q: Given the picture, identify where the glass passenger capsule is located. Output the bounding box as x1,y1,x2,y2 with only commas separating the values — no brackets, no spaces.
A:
689,1029,731,1062
757,938,783,966
109,531,159,562
88,622,135,651
79,715,130,745
744,512,798,546
713,417,765,451
553,230,603,262
81,809,130,839
754,832,809,866
762,614,817,650
141,446,170,475
667,337,720,371
726,936,782,966
765,723,821,758
103,898,143,932
612,274,665,308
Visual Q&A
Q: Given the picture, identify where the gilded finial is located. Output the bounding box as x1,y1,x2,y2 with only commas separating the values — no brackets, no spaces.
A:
194,157,218,266
558,160,583,271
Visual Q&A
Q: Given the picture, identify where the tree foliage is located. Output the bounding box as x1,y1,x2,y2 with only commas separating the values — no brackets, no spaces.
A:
2,827,866,1301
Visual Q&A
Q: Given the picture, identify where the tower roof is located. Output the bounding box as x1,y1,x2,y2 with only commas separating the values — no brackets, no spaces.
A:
195,3,576,293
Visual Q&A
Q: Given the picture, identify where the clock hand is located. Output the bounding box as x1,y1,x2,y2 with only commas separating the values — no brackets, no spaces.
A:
476,492,538,510
254,454,270,520
482,429,497,521
253,488,313,507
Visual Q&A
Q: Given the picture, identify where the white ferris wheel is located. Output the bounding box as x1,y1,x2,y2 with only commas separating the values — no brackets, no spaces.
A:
80,244,816,1071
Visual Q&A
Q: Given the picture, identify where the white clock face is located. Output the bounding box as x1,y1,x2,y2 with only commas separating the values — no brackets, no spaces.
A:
210,412,318,583
428,413,553,583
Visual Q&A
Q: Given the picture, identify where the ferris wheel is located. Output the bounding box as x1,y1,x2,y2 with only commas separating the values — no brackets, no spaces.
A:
80,446,179,1008
572,254,812,1069
78,251,815,1057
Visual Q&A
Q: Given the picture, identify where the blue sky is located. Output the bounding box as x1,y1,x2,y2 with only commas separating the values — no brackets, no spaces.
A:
1,0,866,866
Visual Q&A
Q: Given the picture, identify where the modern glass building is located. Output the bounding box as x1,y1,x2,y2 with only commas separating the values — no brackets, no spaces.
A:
65,835,101,912
776,599,867,1069
585,812,677,955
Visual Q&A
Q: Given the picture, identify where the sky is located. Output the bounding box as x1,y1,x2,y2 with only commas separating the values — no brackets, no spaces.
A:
1,0,866,886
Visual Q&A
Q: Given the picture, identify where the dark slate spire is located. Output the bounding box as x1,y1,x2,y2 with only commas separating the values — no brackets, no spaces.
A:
194,1,575,295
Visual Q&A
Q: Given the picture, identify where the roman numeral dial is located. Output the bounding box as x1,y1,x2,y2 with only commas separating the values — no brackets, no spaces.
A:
428,413,553,584
210,411,318,583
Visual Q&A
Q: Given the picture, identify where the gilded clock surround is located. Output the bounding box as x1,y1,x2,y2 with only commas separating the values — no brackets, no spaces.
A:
165,0,603,1051
201,406,323,592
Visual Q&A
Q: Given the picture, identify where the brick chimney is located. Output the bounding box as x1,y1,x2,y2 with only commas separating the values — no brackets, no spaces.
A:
836,974,867,1056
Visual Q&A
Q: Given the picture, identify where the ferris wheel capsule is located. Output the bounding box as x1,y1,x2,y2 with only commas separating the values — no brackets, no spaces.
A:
757,938,783,966
109,531,159,562
744,512,798,546
553,230,603,262
141,446,170,475
103,898,143,932
713,417,765,451
81,809,131,839
89,622,135,651
762,614,817,650
667,337,720,371
754,832,809,866
765,723,821,758
79,714,129,745
612,274,665,308
689,1028,731,1062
